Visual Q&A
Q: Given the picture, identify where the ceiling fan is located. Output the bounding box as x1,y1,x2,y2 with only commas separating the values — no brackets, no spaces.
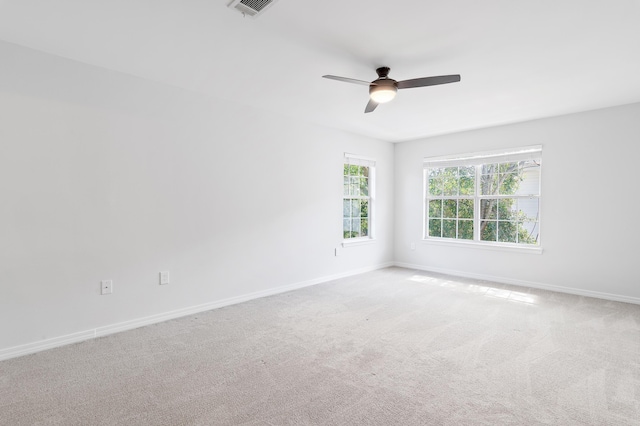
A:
322,67,461,113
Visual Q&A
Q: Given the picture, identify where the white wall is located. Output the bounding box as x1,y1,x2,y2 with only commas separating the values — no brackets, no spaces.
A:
395,102,640,302
3,39,639,359
0,42,394,354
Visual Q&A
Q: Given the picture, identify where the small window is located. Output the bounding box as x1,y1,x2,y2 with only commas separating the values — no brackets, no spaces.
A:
424,146,541,246
343,154,375,241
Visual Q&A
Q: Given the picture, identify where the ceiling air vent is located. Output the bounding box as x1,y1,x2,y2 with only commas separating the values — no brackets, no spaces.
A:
228,0,280,18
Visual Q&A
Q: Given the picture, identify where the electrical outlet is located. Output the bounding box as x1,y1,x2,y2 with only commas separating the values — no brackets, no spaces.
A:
410,242,416,250
101,280,113,295
159,271,170,285
335,247,341,257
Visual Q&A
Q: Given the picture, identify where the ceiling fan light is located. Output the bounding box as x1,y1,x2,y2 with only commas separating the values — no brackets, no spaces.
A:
369,85,397,103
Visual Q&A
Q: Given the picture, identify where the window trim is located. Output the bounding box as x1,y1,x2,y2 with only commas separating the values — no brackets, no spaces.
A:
343,153,376,243
342,238,377,248
420,237,543,254
423,146,542,250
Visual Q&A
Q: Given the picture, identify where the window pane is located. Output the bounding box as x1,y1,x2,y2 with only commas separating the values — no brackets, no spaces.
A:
349,165,359,176
518,221,539,245
351,200,360,217
360,219,369,237
343,199,351,217
499,172,519,195
360,166,369,177
480,199,497,220
459,166,474,178
444,167,458,176
459,176,474,195
518,160,541,195
442,167,458,196
499,162,519,173
498,198,517,220
343,176,350,196
459,220,473,240
459,166,475,195
359,177,369,196
429,219,442,237
517,198,539,222
429,176,443,196
443,182,458,196
480,164,499,195
481,221,497,241
520,159,540,170
360,199,369,218
428,168,441,178
498,221,517,243
351,218,361,236
481,163,497,175
443,199,457,218
343,219,351,239
344,164,349,176
350,177,360,196
458,199,474,219
428,200,442,218
443,219,456,238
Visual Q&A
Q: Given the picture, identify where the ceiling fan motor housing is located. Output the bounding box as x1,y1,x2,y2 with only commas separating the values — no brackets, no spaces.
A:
376,67,391,78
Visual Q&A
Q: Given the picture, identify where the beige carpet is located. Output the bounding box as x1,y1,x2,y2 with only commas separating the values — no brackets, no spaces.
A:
1,267,639,425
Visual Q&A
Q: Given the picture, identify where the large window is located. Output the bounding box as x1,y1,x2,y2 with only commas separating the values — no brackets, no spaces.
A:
424,146,541,246
343,154,375,241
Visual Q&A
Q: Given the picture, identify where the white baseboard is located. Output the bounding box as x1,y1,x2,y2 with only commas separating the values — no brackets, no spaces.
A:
0,262,394,362
394,262,640,305
0,330,98,363
8,260,633,362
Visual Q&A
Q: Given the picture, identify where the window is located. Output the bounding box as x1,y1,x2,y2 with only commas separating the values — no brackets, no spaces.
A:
424,146,541,246
343,154,375,241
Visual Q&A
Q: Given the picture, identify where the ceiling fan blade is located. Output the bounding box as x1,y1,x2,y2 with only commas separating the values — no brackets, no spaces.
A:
364,99,378,113
323,75,372,86
397,74,461,89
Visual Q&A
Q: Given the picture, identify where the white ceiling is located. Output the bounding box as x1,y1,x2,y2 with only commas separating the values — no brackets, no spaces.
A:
1,0,639,142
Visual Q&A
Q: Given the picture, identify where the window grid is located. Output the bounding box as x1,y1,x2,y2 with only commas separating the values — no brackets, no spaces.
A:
425,159,540,246
343,160,372,240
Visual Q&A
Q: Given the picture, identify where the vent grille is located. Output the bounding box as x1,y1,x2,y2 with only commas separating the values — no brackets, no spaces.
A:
228,0,279,18
241,0,270,12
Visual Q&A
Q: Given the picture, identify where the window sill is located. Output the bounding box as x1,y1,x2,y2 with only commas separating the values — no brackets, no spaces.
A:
342,238,376,248
421,238,543,254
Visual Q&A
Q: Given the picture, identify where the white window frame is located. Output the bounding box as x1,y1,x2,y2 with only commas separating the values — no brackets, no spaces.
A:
423,146,542,253
343,153,376,247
